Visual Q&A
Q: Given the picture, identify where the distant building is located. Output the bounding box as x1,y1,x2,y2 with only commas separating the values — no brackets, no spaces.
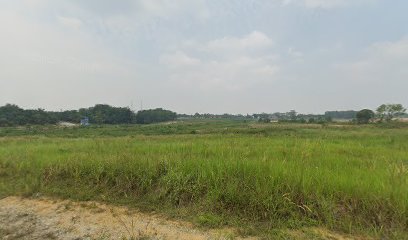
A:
80,117,90,126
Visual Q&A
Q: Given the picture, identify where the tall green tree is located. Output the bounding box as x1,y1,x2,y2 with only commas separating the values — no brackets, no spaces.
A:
356,109,375,124
376,104,406,122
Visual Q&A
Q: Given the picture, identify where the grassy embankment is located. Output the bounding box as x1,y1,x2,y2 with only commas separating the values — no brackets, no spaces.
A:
0,121,407,238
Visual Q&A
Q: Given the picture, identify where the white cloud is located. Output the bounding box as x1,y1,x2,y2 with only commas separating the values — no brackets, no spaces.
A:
164,56,280,91
57,16,83,29
305,0,351,8
288,47,304,58
369,38,408,58
283,0,377,9
0,9,141,110
337,37,408,86
160,32,279,91
137,0,209,19
1,0,406,114
207,31,273,52
160,51,201,68
15,0,210,41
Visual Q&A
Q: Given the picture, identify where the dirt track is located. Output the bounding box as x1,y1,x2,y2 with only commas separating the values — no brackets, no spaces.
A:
0,196,250,240
0,196,367,240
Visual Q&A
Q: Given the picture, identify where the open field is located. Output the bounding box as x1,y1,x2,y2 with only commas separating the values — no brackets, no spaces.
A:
0,120,407,239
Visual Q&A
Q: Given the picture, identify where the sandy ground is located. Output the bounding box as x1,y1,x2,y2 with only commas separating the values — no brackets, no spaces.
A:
0,196,252,240
0,196,369,240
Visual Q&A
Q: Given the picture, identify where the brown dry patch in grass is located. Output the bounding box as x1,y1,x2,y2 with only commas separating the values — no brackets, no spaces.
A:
0,196,375,240
0,196,252,240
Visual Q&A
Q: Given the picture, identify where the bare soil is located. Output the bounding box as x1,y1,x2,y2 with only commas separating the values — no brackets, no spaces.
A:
0,196,368,240
0,196,253,240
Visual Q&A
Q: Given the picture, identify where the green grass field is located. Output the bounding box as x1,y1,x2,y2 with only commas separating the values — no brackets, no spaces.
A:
0,120,407,239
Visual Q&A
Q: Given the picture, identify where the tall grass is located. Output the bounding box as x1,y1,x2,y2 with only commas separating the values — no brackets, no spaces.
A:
0,122,407,238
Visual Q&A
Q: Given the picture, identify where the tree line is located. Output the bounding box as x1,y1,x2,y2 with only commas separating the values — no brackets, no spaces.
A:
253,104,406,124
183,111,343,122
0,103,406,126
0,104,177,126
356,104,407,124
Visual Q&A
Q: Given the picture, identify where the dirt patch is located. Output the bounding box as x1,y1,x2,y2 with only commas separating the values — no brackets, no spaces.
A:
0,196,248,240
0,196,371,240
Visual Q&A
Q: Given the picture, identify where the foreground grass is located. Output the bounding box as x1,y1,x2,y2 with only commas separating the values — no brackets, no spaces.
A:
0,121,407,239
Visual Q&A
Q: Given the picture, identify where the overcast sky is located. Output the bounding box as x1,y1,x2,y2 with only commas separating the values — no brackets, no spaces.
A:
0,0,407,114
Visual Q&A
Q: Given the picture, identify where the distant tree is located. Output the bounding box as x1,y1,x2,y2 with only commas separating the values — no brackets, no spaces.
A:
258,117,271,123
0,118,10,126
135,108,176,124
254,113,271,121
376,104,387,122
0,103,135,126
56,110,81,123
356,109,375,124
324,116,333,123
0,104,26,125
389,104,406,119
325,110,357,120
288,110,297,121
376,104,407,122
83,104,134,124
25,109,57,125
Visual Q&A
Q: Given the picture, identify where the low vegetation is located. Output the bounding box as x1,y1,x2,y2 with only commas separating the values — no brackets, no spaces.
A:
0,120,407,239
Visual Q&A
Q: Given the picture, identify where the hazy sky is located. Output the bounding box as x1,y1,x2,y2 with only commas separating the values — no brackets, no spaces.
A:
1,0,407,114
